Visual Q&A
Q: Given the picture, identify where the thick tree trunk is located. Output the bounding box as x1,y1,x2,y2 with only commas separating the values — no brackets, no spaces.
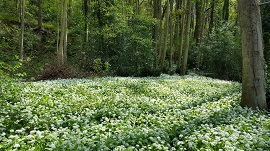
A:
194,0,206,68
20,0,25,61
238,0,267,109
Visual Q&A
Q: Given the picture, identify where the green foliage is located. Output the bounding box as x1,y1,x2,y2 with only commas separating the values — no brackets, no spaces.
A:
1,75,270,150
262,5,270,96
194,24,242,81
109,16,157,76
93,58,110,75
0,57,26,78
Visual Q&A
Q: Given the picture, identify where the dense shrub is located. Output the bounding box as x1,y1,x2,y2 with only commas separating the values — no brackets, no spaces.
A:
192,24,242,81
109,16,157,77
37,61,89,80
1,75,270,150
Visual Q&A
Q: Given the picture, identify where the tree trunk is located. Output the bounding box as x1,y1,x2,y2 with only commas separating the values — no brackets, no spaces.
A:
153,0,161,51
194,0,206,68
222,0,229,21
177,0,185,71
20,0,25,61
157,0,164,67
58,0,68,65
83,0,90,63
238,0,267,109
194,0,202,45
169,0,174,69
180,0,192,75
159,0,170,68
209,0,215,32
135,0,139,15
63,0,68,64
174,0,181,65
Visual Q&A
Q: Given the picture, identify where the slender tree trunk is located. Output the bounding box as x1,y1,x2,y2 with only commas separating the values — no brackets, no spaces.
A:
83,0,90,63
209,0,215,32
222,0,229,21
177,0,185,71
174,0,181,65
194,0,202,45
56,0,60,54
180,0,192,75
135,0,139,15
169,0,174,69
122,0,125,15
63,0,68,63
238,0,267,109
159,0,170,68
20,0,25,61
58,0,64,65
58,0,68,65
157,0,164,67
68,0,72,16
153,0,161,51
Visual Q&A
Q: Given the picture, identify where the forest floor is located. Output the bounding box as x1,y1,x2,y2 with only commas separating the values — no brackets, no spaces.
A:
0,74,270,150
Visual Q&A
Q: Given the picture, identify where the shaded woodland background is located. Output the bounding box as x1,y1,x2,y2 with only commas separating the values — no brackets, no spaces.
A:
0,0,269,81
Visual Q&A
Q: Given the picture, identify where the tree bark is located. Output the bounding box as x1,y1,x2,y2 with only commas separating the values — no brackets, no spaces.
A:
20,0,25,61
153,0,161,52
177,0,185,71
209,0,215,32
83,0,90,60
238,0,267,109
180,0,192,75
222,0,229,21
159,0,170,68
58,0,68,65
157,0,164,67
169,0,174,69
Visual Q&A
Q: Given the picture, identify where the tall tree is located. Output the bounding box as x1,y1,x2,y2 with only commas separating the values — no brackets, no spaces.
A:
58,0,68,65
177,0,185,72
238,0,267,109
222,0,229,21
83,0,90,52
194,0,207,68
153,0,162,52
169,0,174,69
209,0,215,32
158,0,170,68
180,0,192,75
19,0,25,61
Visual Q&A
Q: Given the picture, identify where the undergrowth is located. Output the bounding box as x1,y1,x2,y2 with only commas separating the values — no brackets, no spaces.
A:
0,74,269,150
